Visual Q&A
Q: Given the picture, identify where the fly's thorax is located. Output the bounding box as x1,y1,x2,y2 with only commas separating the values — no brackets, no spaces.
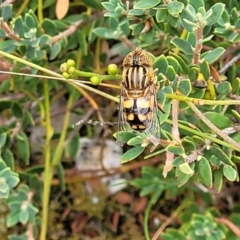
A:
123,48,153,67
122,65,154,90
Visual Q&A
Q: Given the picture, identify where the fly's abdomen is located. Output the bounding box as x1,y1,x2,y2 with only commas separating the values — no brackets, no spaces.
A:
123,97,152,131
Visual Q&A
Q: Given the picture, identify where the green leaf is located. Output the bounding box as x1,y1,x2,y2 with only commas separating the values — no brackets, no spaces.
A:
189,0,205,10
166,66,176,81
11,102,23,118
166,56,180,72
179,4,196,32
223,165,237,181
114,131,137,143
166,144,185,155
200,61,210,80
213,169,223,192
7,211,20,227
0,132,8,148
189,66,199,81
93,27,120,39
176,168,193,187
12,16,24,37
153,55,168,75
216,81,232,95
19,209,29,224
121,145,145,163
205,3,225,26
42,18,57,36
50,42,61,60
25,13,36,29
127,136,143,146
16,132,30,165
156,8,168,22
65,135,79,159
210,146,234,166
179,79,192,96
198,112,232,131
7,175,19,189
179,162,194,175
81,0,103,9
182,138,196,153
171,38,194,55
2,4,12,22
201,47,225,64
102,2,116,12
0,40,17,52
2,149,15,171
198,157,212,187
170,53,189,74
167,2,184,16
134,0,161,9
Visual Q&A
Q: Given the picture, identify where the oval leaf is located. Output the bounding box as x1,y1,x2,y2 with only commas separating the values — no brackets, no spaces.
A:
171,38,194,55
134,0,161,9
213,169,223,192
198,157,212,187
202,47,225,64
210,146,234,166
166,144,185,155
179,162,194,175
223,165,237,181
205,3,225,26
121,145,145,163
16,132,30,165
153,54,168,75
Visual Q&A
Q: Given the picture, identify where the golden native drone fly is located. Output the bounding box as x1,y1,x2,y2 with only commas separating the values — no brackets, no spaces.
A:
118,48,162,146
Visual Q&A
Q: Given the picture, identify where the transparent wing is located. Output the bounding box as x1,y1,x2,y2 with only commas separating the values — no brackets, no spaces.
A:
117,86,130,146
144,83,161,146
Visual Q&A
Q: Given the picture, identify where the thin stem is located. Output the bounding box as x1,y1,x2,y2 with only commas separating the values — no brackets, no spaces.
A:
144,198,154,240
39,80,53,240
37,0,43,23
16,0,29,17
219,51,240,74
52,92,74,166
166,93,240,106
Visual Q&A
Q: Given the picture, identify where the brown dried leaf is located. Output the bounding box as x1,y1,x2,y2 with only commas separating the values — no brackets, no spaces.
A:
210,65,221,83
114,191,133,204
133,197,148,214
56,0,69,20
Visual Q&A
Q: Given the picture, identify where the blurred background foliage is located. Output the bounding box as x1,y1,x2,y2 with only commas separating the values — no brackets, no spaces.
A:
1,0,240,239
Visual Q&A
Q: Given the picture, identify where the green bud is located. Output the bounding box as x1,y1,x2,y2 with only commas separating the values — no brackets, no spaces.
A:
90,76,101,85
62,72,70,79
66,59,76,67
60,63,68,73
108,64,118,75
68,66,76,74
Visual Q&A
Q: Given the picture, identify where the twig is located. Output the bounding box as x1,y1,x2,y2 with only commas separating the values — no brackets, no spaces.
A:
0,21,21,41
215,217,240,238
74,119,118,127
1,0,15,7
151,212,177,240
188,102,240,150
192,27,203,64
50,14,100,44
218,51,240,74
